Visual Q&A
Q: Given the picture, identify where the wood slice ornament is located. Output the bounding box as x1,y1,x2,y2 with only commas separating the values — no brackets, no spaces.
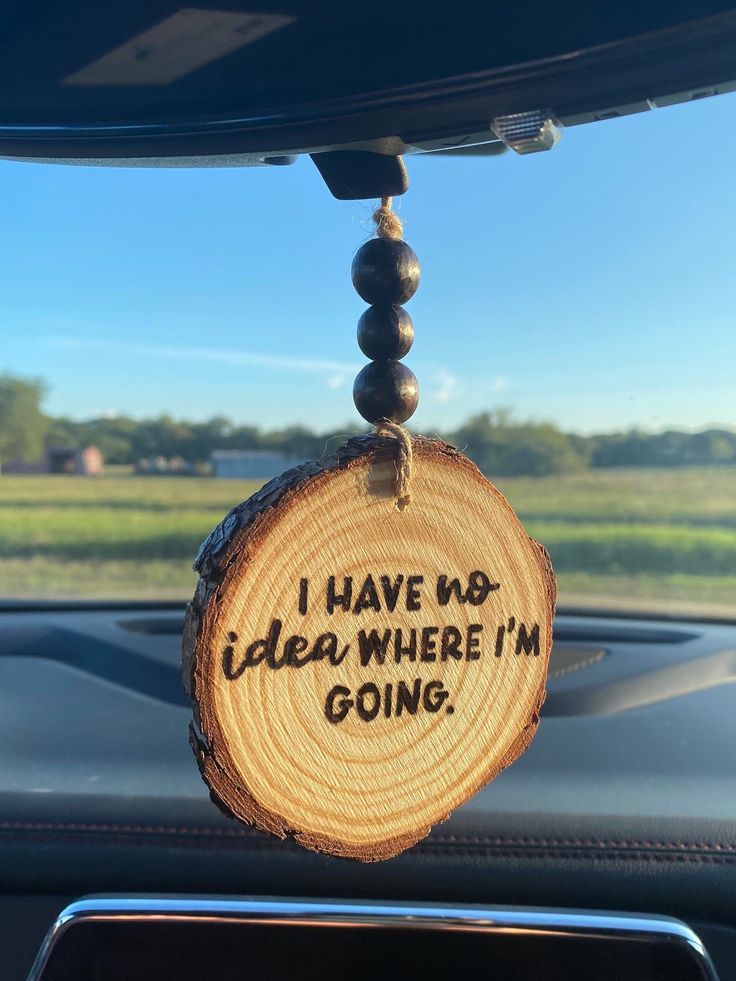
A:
183,198,556,861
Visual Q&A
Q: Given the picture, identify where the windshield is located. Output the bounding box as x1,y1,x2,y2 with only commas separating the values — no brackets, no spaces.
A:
1,92,734,617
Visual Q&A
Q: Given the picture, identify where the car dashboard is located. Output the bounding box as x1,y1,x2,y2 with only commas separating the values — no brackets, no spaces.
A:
1,604,735,978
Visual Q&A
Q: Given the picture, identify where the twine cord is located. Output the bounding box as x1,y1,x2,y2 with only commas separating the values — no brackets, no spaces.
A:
372,196,403,240
375,418,413,510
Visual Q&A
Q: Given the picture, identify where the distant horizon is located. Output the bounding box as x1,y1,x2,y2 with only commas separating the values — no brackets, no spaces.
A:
3,88,736,436
35,390,736,440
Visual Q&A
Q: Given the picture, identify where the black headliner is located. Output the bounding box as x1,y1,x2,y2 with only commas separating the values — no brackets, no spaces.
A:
3,1,736,160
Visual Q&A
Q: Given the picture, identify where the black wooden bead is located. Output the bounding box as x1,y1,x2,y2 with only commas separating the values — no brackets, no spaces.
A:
353,360,419,425
351,238,420,305
357,305,414,360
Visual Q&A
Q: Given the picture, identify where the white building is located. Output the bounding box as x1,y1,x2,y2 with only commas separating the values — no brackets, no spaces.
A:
211,450,303,480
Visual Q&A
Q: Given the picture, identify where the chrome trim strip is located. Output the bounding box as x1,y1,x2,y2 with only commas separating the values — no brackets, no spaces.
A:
27,897,719,981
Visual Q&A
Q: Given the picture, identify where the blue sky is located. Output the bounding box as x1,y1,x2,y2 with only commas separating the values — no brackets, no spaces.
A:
2,91,735,434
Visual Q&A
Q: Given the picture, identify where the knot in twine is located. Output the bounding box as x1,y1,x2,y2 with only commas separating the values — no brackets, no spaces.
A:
372,196,403,240
375,418,413,510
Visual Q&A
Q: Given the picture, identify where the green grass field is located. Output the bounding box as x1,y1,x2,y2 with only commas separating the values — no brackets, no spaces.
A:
0,468,734,616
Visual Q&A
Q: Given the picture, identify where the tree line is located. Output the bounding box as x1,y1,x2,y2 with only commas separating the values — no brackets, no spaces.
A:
1,375,734,476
